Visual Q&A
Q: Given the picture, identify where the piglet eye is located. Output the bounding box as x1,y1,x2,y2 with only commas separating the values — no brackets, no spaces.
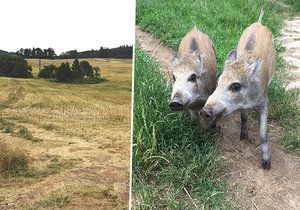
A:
172,74,176,83
229,82,241,92
188,74,197,82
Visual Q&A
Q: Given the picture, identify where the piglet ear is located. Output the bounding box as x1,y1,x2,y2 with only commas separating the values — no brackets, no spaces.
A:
225,49,237,64
247,58,262,77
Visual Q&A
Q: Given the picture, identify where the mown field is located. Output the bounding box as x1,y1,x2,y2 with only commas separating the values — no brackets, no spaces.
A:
133,0,299,209
0,58,132,209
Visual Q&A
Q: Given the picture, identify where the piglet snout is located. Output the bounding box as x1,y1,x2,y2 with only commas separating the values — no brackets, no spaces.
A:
200,107,214,119
169,97,184,111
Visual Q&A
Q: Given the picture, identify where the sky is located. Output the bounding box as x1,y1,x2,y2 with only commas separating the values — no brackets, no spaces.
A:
0,0,135,55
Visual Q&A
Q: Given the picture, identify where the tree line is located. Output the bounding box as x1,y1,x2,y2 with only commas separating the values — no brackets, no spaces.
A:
58,45,133,59
16,48,56,59
15,45,133,59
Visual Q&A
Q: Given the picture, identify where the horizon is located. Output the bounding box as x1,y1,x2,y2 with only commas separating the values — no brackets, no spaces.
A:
0,0,135,54
1,45,133,55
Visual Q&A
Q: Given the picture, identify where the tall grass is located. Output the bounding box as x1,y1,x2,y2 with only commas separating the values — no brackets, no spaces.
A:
133,49,231,208
0,142,29,177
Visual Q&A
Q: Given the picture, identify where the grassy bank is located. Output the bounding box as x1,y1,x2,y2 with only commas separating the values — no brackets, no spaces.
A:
133,0,300,208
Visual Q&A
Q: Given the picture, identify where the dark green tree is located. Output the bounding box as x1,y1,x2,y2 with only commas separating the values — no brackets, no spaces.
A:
0,55,32,78
80,60,93,78
38,64,57,79
56,62,72,82
72,59,84,81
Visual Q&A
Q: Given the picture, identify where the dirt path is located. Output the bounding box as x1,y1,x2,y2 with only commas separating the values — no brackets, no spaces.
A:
280,15,300,91
136,26,300,209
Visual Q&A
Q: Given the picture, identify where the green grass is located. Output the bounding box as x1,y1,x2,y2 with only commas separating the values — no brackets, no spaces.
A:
137,0,286,75
31,194,71,209
0,117,42,142
284,0,300,12
134,0,300,208
133,49,232,209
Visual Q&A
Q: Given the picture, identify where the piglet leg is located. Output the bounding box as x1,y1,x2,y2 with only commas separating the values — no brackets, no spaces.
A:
240,110,249,140
258,102,271,169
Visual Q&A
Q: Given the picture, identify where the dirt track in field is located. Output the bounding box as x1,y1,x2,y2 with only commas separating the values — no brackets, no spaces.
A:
136,26,300,210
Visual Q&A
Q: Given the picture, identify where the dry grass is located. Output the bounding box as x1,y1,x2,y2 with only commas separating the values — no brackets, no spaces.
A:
0,58,132,208
0,141,29,177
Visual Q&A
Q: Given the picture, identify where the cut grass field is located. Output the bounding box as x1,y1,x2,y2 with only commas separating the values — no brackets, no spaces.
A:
134,0,300,208
0,58,132,209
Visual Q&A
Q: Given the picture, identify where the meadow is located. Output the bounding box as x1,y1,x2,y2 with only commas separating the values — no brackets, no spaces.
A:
133,0,300,209
0,58,132,209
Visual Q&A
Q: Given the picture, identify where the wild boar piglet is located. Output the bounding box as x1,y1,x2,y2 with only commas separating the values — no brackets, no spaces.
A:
200,8,275,169
169,27,217,124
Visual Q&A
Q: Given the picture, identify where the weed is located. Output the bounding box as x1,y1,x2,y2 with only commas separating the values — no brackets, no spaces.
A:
0,117,15,133
0,142,29,177
14,126,43,142
25,158,80,179
34,194,71,209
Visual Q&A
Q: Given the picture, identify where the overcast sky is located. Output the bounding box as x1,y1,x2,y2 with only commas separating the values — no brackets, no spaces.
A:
0,0,135,54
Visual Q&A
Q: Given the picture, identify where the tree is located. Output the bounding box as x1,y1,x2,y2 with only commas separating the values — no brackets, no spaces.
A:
0,55,33,78
24,48,31,58
47,48,56,59
38,64,57,79
56,62,72,82
72,59,84,81
80,60,93,78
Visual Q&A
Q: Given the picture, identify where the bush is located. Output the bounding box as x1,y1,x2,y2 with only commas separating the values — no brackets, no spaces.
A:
72,59,84,81
38,64,57,79
80,60,94,78
56,62,73,82
0,55,33,78
0,142,29,177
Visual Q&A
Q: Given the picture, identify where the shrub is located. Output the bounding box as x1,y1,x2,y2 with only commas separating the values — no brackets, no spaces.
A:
0,142,29,177
72,59,84,81
80,60,94,78
56,62,73,82
0,55,33,78
38,64,57,78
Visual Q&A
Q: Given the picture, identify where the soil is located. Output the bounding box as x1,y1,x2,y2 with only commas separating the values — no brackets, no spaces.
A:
136,26,300,210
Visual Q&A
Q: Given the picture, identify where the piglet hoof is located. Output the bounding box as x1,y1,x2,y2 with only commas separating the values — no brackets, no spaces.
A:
262,159,271,170
240,132,248,140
